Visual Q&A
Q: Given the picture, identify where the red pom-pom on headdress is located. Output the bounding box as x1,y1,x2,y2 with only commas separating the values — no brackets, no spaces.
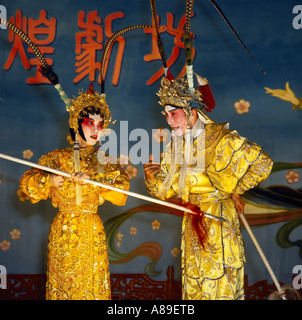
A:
198,84,215,112
166,69,174,82
86,82,95,95
195,74,215,112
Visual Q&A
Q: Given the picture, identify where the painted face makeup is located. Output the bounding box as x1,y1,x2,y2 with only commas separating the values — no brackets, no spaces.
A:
80,113,104,147
164,106,188,136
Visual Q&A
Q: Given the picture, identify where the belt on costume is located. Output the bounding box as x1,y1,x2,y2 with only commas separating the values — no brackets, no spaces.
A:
58,209,98,215
189,192,230,205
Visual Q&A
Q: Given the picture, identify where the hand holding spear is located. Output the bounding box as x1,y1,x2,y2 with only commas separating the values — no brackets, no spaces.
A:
0,152,225,223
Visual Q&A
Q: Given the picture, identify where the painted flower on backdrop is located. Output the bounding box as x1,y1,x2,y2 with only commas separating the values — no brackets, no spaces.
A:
152,128,170,143
130,226,137,235
0,228,22,251
0,240,11,251
17,189,30,202
171,247,180,258
118,154,129,167
22,149,33,159
10,229,21,240
116,232,124,248
97,150,117,166
285,170,300,184
125,165,138,180
117,154,138,180
152,220,161,230
234,99,250,114
66,134,73,145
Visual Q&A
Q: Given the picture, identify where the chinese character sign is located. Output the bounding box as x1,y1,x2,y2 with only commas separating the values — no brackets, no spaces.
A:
74,10,126,86
3,9,196,87
4,9,56,84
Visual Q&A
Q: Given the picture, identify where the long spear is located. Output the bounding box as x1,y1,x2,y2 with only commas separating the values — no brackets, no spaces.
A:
239,213,300,300
0,152,225,223
239,212,288,300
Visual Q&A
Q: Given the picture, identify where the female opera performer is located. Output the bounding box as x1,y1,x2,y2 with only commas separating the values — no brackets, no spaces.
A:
144,76,273,300
20,85,129,300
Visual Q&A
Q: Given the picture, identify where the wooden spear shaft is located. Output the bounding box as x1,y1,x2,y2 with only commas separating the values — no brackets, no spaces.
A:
239,212,287,299
0,152,288,296
0,152,225,223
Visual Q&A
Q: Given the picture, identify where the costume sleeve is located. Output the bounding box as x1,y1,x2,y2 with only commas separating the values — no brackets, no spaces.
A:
145,171,166,199
91,164,130,206
19,152,56,203
207,130,273,195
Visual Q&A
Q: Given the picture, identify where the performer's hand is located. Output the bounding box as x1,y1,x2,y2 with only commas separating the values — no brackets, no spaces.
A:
232,193,245,215
71,171,90,184
143,154,161,182
50,174,64,189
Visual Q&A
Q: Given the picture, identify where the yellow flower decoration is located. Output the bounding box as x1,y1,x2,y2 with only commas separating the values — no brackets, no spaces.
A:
234,99,250,114
130,226,137,235
171,247,180,258
0,240,11,251
22,149,33,159
10,229,21,240
152,220,161,230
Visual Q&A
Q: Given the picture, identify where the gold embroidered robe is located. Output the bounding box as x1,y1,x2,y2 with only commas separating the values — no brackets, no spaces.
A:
20,145,129,300
146,123,273,300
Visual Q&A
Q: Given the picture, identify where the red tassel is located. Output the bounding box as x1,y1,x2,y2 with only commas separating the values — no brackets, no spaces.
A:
166,69,174,81
183,202,208,250
191,214,208,250
167,199,208,250
86,82,95,95
198,84,215,112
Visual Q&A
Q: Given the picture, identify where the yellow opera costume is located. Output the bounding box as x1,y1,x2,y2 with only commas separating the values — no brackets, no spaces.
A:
146,76,273,300
20,84,129,300
20,145,129,299
146,123,273,299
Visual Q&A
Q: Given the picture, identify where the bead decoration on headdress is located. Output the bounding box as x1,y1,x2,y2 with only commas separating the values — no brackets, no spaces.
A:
67,83,112,133
157,76,206,110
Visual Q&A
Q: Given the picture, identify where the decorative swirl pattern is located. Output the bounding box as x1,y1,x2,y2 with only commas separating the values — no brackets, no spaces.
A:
276,217,302,258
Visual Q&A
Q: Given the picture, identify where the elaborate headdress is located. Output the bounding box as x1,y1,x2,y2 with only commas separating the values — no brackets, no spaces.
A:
157,74,215,114
156,74,213,200
67,83,112,134
66,83,113,205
